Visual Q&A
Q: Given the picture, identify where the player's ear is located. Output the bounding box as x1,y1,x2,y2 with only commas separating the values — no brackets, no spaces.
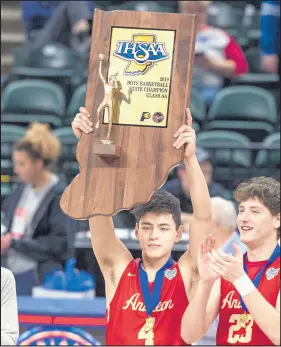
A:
175,225,183,243
273,213,280,230
135,223,139,240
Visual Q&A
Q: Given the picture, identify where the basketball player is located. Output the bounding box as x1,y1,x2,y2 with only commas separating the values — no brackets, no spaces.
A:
72,107,213,345
181,177,280,345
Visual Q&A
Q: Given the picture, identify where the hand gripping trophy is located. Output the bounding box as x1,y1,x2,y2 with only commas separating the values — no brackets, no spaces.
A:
96,53,120,144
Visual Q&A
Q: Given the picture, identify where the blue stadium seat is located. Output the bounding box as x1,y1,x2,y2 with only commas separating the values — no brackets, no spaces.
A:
205,86,277,142
255,133,280,168
2,79,66,117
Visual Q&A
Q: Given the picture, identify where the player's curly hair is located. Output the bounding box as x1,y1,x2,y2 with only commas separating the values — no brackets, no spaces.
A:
131,190,182,229
14,123,61,168
235,177,280,238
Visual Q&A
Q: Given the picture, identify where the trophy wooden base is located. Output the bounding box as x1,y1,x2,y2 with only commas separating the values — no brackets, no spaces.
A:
93,143,121,158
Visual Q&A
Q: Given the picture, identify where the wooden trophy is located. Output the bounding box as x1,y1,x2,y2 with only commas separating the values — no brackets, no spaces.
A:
60,9,197,219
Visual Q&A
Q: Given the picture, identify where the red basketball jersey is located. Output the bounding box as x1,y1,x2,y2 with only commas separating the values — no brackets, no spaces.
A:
106,258,189,345
216,256,280,345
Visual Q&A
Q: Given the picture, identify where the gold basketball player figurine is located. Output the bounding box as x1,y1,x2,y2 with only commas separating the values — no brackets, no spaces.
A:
96,53,121,144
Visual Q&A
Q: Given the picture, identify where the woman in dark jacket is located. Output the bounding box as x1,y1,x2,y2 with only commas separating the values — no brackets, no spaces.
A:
1,123,77,295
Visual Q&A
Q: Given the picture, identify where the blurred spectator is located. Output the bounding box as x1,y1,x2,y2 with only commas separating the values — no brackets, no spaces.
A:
209,197,246,253
260,0,280,73
179,1,248,106
20,1,93,56
1,123,77,295
1,267,19,345
195,197,246,345
161,147,227,218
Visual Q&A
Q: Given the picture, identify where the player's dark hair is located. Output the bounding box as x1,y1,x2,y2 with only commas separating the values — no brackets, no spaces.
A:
131,190,182,229
234,177,280,238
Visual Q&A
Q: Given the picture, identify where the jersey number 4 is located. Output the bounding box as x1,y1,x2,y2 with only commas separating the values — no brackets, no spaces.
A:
138,323,154,345
227,314,254,344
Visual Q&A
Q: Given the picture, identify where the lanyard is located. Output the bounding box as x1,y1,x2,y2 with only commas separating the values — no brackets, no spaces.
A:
139,256,174,316
240,244,280,312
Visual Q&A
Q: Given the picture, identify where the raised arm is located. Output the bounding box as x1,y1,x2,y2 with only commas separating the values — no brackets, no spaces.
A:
71,108,133,302
99,60,106,85
177,109,212,272
89,216,133,284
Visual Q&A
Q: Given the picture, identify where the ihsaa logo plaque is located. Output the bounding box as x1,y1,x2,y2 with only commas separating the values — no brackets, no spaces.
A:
114,34,169,75
105,27,175,127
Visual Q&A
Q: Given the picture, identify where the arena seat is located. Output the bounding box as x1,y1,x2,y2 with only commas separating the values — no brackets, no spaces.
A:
53,128,79,182
245,47,263,73
232,47,279,95
255,133,280,168
13,42,82,72
190,88,206,126
1,74,9,92
205,86,277,142
53,127,78,153
192,122,200,133
197,130,254,189
1,124,26,159
1,124,26,139
2,79,66,118
11,42,87,100
66,84,87,125
197,130,252,168
1,113,63,130
1,124,26,177
205,120,274,142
